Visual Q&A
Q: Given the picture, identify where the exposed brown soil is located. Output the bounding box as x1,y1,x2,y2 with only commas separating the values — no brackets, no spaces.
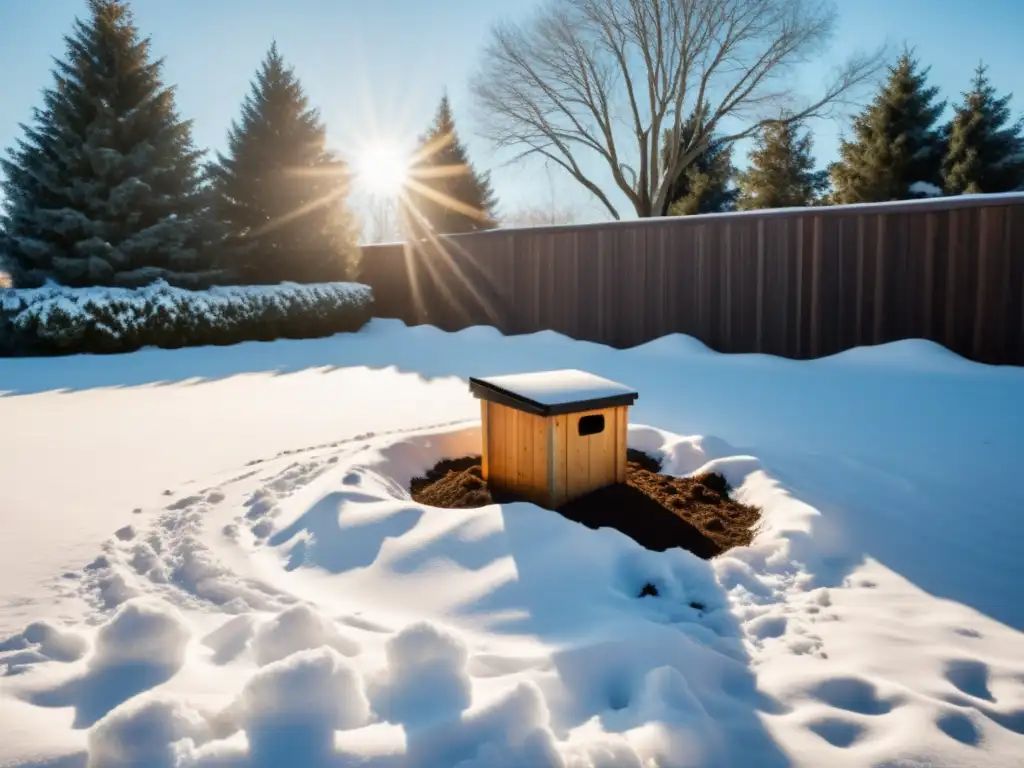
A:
411,449,760,559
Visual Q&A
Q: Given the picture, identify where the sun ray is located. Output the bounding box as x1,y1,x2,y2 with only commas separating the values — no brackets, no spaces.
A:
247,188,346,238
398,199,502,326
408,130,455,166
403,177,493,223
412,163,470,180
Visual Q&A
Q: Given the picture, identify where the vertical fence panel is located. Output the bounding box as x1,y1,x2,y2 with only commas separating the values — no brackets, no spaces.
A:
835,215,859,355
574,228,602,343
665,223,698,343
759,215,790,357
1008,210,1024,365
642,224,669,343
731,218,759,353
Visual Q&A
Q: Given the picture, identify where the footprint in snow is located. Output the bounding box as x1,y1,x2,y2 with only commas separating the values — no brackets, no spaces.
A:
806,716,864,748
807,676,897,716
944,659,994,702
935,710,982,746
165,495,202,511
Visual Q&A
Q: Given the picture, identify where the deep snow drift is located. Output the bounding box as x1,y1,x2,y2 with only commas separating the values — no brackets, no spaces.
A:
1,319,1023,767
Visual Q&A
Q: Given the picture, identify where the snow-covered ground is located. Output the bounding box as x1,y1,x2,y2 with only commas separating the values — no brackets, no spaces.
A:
1,319,1023,767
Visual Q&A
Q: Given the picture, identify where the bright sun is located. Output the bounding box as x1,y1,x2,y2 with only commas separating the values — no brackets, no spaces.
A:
354,140,410,198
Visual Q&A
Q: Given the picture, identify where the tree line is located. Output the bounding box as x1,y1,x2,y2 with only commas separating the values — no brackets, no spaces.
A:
2,0,1023,292
0,0,499,289
665,55,1024,216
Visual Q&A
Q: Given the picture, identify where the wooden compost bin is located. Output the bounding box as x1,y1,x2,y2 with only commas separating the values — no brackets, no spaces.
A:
469,370,639,508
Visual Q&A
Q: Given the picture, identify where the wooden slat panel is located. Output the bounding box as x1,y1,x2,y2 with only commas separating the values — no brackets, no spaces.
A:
516,409,531,494
551,414,569,506
615,406,628,483
497,403,511,490
558,408,619,502
588,410,613,491
532,414,549,503
567,413,590,501
509,410,548,504
506,407,520,491
480,401,489,481
488,402,503,489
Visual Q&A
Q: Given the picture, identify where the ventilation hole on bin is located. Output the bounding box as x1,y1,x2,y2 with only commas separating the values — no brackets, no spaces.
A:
578,414,605,436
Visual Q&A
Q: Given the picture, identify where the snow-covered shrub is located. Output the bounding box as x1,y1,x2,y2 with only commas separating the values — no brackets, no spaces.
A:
0,279,373,356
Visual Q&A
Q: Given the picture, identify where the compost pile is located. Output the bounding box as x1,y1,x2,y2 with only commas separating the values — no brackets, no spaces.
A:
410,450,760,559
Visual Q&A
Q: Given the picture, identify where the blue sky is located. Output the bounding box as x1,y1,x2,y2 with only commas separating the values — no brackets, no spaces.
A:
1,0,1023,225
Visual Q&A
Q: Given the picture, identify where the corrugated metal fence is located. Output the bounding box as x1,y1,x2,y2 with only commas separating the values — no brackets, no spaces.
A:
359,194,1024,365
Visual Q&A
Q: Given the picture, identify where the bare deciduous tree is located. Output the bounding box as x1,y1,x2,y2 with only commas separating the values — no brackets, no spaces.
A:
472,0,885,219
502,203,582,228
363,196,403,244
501,160,587,228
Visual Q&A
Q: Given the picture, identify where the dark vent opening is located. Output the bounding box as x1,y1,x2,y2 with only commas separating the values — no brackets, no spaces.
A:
578,414,605,436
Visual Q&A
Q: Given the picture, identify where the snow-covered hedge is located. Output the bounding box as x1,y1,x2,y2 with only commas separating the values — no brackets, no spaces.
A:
0,280,373,356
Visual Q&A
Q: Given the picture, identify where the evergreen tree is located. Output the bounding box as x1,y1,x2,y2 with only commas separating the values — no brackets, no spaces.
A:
405,95,498,235
830,52,947,204
736,119,830,210
0,0,218,288
661,105,738,216
942,64,1024,195
207,44,358,284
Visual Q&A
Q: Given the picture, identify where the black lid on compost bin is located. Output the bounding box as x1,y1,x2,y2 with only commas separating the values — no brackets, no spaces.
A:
469,369,638,417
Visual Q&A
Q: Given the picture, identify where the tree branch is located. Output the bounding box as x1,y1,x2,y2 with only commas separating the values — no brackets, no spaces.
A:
473,0,886,217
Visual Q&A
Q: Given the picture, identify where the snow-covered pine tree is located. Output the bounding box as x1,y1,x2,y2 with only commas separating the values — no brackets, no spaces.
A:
736,119,830,210
0,0,219,288
405,95,499,235
661,105,738,216
829,52,947,204
942,63,1024,195
207,43,358,284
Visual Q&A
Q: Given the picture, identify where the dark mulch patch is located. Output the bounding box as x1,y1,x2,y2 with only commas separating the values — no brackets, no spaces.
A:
410,450,760,559
409,456,481,497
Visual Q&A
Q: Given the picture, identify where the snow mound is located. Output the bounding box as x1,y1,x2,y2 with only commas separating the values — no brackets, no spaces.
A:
87,695,212,768
824,336,978,371
25,599,192,730
368,622,472,731
0,620,88,672
405,681,562,768
251,604,360,666
92,599,191,671
236,647,371,763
